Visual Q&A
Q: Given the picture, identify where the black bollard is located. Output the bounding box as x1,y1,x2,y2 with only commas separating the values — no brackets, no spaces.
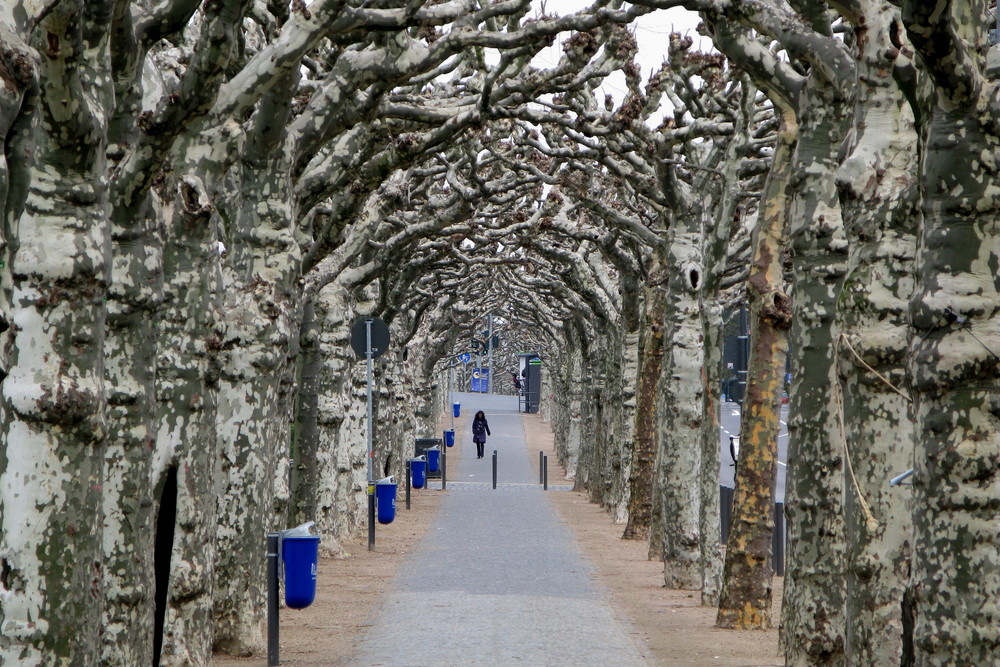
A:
543,455,548,491
368,491,375,551
492,450,497,490
442,449,447,490
405,465,411,510
539,451,544,484
267,532,280,666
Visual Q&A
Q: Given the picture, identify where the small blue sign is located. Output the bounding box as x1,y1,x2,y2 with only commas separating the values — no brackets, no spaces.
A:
458,353,471,363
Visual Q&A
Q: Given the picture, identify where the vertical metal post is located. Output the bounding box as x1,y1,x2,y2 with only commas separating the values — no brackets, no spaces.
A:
773,502,785,576
267,532,280,666
543,456,548,491
720,485,734,542
736,304,749,404
405,464,411,510
366,319,375,551
441,448,447,490
539,451,544,484
492,450,497,489
487,314,494,394
448,365,454,432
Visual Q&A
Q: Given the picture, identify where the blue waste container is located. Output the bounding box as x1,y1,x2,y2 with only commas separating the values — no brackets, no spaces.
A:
410,456,427,489
427,446,440,473
444,429,455,448
282,535,320,609
452,403,461,418
375,478,397,525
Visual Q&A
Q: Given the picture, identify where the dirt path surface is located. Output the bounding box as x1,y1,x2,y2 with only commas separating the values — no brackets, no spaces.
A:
213,401,783,667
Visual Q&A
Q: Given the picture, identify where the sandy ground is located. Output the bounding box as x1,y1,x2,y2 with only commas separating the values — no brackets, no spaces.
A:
213,413,783,666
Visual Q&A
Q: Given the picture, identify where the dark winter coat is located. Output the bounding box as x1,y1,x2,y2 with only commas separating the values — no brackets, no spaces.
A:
472,417,491,443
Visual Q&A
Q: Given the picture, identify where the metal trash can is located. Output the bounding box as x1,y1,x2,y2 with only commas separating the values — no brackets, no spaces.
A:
410,456,427,489
375,477,397,525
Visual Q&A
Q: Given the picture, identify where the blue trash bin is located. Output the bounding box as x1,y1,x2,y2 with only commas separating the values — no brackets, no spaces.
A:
444,429,455,448
376,478,397,525
452,403,461,418
427,446,440,473
282,535,320,609
410,456,427,489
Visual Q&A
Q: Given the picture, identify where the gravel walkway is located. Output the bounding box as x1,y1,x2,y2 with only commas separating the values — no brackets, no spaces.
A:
349,393,652,666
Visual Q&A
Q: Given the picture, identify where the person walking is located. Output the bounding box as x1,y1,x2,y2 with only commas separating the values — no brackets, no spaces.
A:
472,410,491,459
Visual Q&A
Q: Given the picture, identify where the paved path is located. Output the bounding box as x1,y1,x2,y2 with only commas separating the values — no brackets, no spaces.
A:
349,392,651,666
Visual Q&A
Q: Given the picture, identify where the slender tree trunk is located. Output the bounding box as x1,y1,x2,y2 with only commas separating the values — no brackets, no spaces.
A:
901,4,1000,662
310,284,367,539
780,46,854,665
623,261,666,540
613,328,640,522
0,6,111,662
102,205,161,666
698,105,753,603
155,169,225,665
834,3,919,663
716,112,796,629
659,219,706,589
291,299,322,526
213,85,302,654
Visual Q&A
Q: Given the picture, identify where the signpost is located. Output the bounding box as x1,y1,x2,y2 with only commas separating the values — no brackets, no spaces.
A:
350,316,390,551
470,368,490,393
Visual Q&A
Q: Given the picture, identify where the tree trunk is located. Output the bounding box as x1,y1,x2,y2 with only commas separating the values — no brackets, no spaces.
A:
901,4,1000,662
834,3,919,663
102,205,161,666
0,6,110,662
213,86,302,654
659,221,706,590
780,39,855,666
155,169,225,665
623,262,666,540
291,299,322,526
716,112,795,629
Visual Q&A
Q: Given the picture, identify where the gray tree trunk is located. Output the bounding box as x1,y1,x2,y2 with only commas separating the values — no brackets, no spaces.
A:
901,3,1000,663
154,162,226,665
780,29,855,666
623,263,666,540
834,2,919,663
716,112,795,629
213,77,303,654
658,221,706,590
0,6,111,663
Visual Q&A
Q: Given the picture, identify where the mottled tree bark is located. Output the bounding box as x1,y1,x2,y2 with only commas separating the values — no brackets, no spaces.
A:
779,15,855,664
0,4,111,663
659,217,707,590
901,3,1000,663
155,164,226,665
213,71,303,656
101,203,161,666
833,2,919,664
716,112,795,629
623,260,666,540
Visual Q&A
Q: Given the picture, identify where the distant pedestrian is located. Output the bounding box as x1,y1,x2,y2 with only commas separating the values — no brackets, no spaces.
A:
472,410,491,459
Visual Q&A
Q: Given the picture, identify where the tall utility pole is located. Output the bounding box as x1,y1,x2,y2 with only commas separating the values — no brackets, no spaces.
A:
487,314,494,394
